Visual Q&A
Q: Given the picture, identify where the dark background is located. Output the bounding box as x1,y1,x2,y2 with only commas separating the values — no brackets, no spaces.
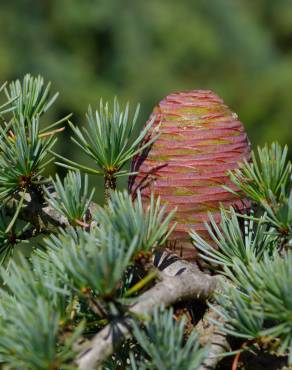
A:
1,0,291,198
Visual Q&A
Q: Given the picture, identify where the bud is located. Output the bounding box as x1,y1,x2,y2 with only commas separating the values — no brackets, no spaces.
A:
130,90,251,259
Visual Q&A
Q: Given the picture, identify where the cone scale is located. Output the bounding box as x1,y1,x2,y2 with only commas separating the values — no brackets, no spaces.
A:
130,90,251,259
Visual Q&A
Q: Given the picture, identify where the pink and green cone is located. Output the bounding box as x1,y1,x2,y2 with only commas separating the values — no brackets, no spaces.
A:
129,90,251,259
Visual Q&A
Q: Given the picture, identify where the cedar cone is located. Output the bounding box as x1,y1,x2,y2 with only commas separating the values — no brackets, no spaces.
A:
129,90,251,260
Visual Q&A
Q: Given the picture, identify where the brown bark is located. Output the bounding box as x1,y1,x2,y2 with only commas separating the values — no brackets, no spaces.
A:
104,170,117,205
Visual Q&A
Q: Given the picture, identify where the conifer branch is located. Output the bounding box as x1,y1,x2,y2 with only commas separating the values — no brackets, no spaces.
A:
75,252,218,369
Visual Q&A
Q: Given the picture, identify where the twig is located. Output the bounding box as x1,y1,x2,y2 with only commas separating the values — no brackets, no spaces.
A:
232,350,241,370
196,306,230,370
104,170,117,205
75,252,218,370
6,189,97,232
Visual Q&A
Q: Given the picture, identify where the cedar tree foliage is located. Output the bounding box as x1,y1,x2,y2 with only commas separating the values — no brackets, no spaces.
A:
0,74,289,369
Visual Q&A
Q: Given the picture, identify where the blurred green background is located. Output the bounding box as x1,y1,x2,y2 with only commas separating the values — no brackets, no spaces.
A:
1,0,291,189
